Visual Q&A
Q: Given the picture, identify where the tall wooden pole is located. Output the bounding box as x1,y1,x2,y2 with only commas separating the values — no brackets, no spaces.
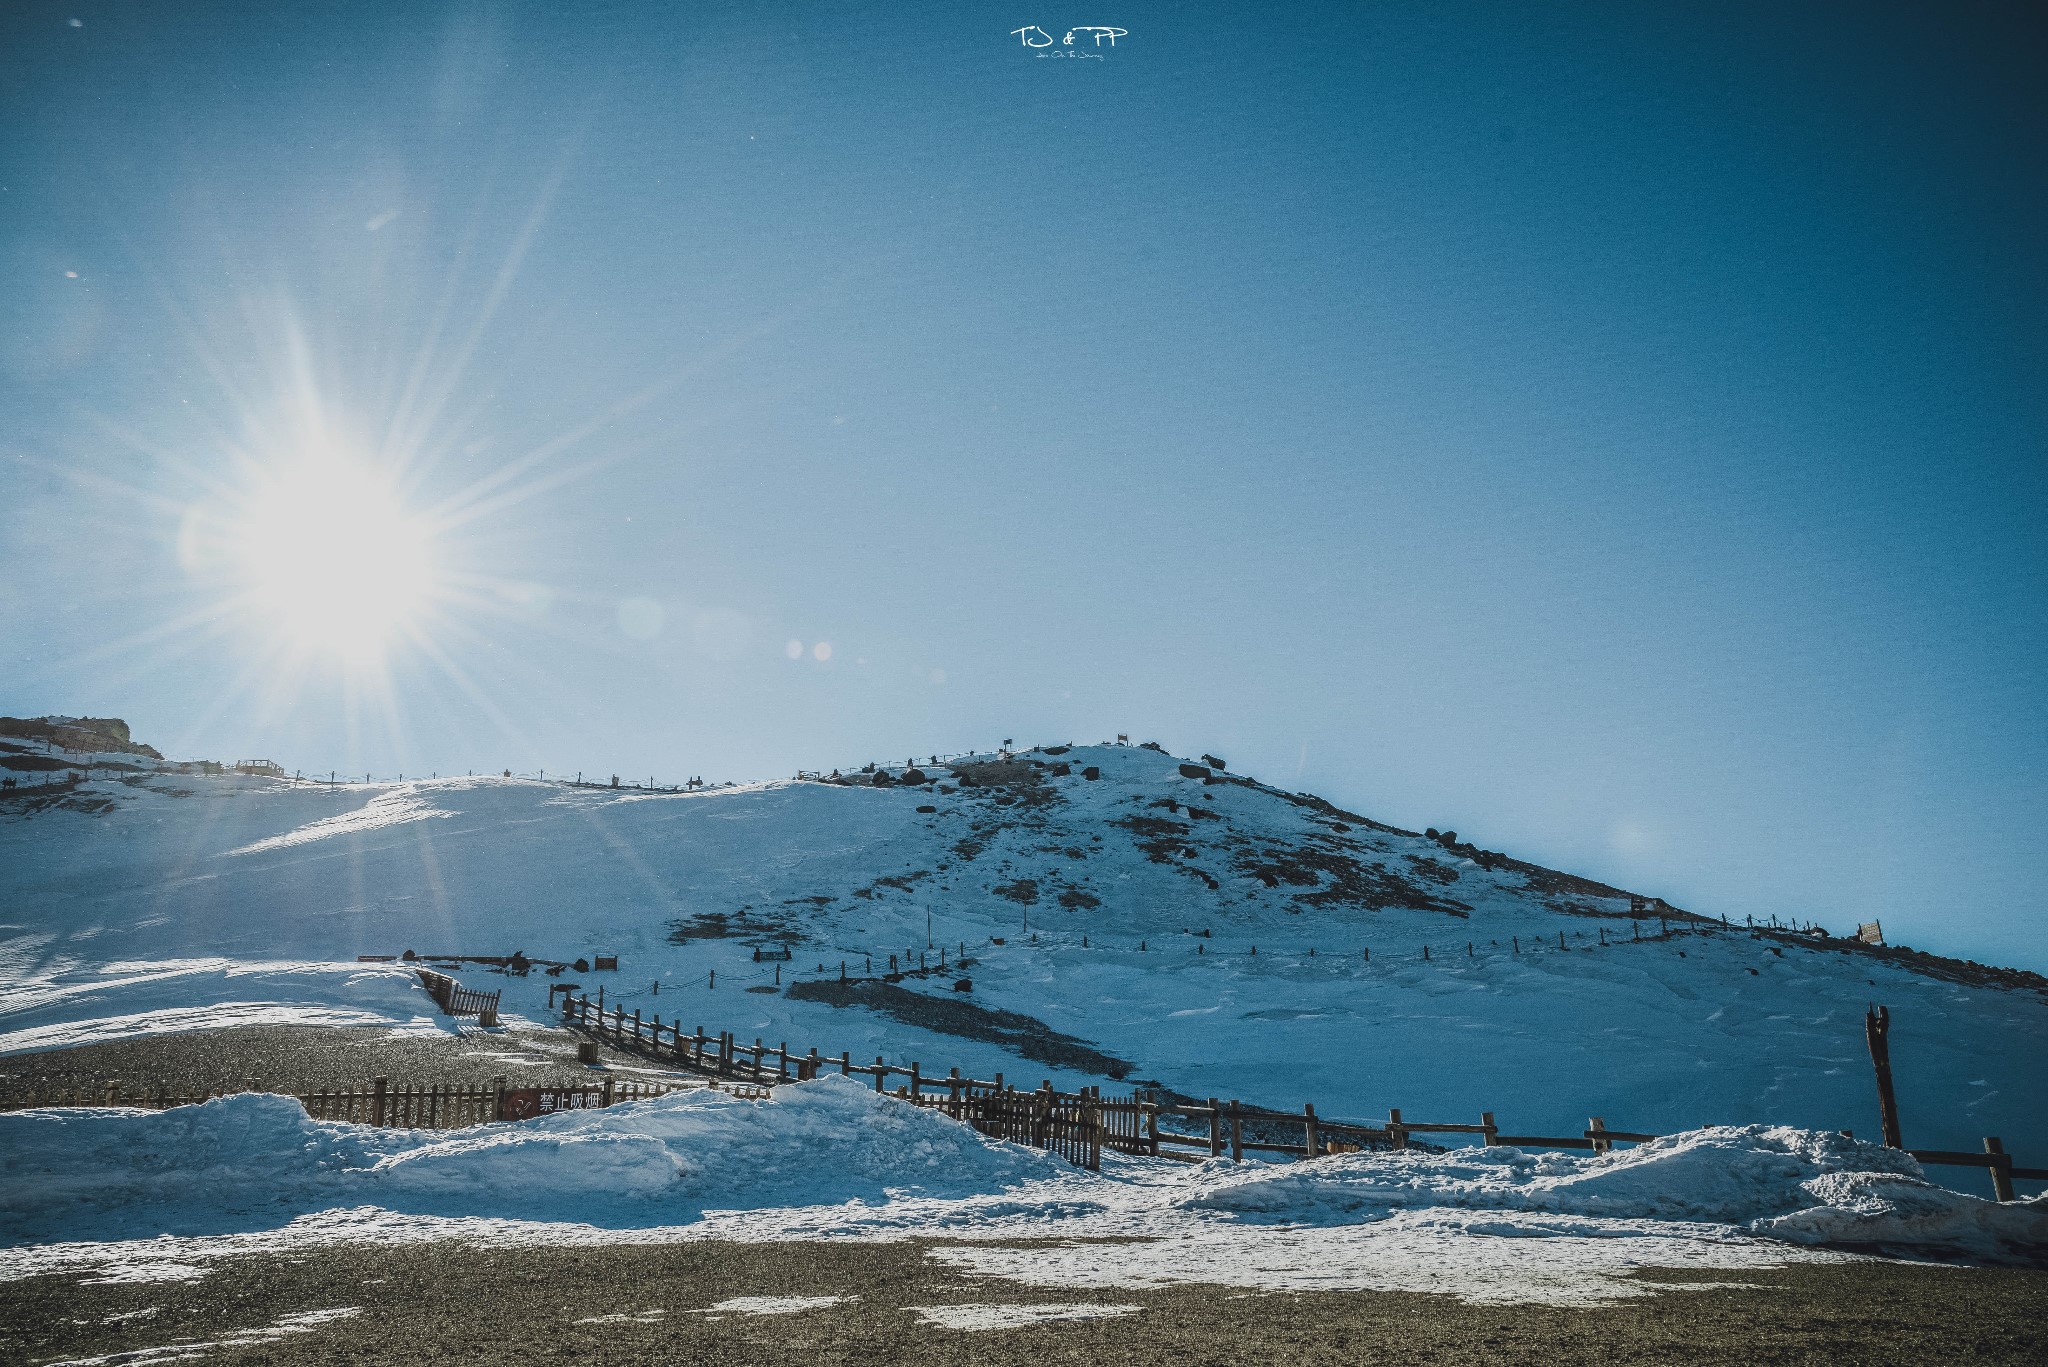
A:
1864,1005,1903,1149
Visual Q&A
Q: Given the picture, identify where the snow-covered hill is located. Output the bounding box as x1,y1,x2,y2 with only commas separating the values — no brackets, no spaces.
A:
3,739,2043,1163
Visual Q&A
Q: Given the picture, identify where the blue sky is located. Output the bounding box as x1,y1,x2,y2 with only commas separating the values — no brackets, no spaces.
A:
3,2,2043,970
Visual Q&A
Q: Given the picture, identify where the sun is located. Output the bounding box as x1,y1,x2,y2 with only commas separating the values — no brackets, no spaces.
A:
228,456,439,664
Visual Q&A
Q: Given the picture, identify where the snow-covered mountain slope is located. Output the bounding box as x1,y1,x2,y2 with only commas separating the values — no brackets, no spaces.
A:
3,742,2043,1162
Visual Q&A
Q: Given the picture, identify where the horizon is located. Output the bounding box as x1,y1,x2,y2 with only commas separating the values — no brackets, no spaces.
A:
4,2,2044,975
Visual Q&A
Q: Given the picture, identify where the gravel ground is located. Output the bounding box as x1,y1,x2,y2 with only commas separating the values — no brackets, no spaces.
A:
1,1239,2042,1366
0,1024,694,1103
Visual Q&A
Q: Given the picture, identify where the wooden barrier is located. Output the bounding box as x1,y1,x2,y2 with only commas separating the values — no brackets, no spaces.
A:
414,969,502,1024
546,990,2048,1193
12,989,2044,1202
0,1073,687,1127
558,989,1128,1169
1909,1140,2045,1203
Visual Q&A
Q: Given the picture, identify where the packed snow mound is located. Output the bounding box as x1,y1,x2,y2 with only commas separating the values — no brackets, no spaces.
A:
1754,1169,2048,1260
362,1072,1063,1220
1178,1125,2048,1264
0,1074,1062,1245
5,1085,2041,1265
2,1086,353,1243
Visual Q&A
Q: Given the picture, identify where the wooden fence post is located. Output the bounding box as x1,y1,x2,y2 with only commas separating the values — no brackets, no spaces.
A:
874,1056,887,1093
1208,1097,1222,1157
494,1075,507,1122
371,1076,388,1127
1481,1111,1498,1147
1388,1108,1406,1150
909,1062,922,1102
1589,1116,1611,1154
601,1077,614,1108
1230,1100,1244,1162
1865,1005,1903,1148
1986,1138,2016,1202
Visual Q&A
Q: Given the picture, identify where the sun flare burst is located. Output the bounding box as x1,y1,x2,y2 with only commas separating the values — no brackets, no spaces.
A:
233,458,438,663
180,447,446,673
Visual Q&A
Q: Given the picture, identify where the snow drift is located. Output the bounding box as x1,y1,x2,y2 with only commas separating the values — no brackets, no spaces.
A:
3,1076,2040,1266
0,1074,1061,1245
1175,1124,2048,1262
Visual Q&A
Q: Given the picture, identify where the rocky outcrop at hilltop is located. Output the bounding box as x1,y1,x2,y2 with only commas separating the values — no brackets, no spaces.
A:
0,716,163,760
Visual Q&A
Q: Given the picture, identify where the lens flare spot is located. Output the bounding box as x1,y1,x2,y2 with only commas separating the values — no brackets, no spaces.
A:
812,641,832,661
785,639,804,659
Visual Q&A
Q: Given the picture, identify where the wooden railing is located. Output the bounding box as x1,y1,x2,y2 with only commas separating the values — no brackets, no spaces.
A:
14,996,2030,1199
558,991,2045,1196
0,1075,691,1127
1906,1141,2040,1203
560,988,1129,1168
415,968,502,1024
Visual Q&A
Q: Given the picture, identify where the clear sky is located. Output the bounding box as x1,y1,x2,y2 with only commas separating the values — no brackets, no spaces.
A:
3,2,2043,970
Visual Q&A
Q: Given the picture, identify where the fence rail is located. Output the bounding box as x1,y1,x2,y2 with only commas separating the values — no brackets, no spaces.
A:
0,1074,697,1126
7,993,2034,1202
556,990,2043,1197
553,992,1692,1172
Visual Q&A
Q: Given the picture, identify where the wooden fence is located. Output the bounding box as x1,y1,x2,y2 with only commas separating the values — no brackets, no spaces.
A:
0,1075,690,1127
415,968,502,1024
7,993,2033,1200
557,990,2046,1196
561,989,1125,1167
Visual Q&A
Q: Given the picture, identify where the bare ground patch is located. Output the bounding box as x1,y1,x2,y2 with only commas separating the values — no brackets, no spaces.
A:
782,979,1137,1080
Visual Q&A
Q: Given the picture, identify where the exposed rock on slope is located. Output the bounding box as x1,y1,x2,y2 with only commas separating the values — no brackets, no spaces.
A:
0,716,162,761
